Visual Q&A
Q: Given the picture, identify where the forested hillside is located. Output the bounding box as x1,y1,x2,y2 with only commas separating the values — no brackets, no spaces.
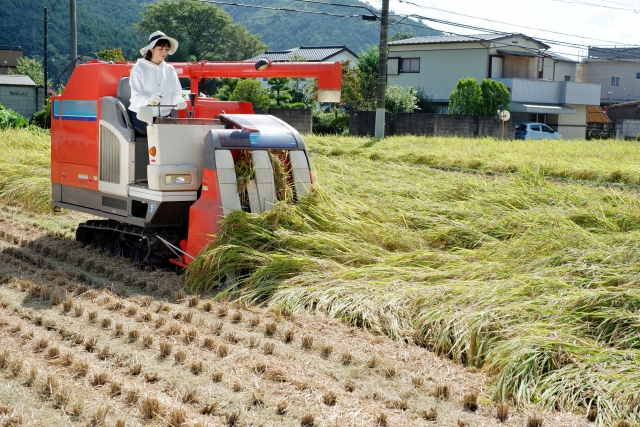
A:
0,0,438,83
216,0,439,52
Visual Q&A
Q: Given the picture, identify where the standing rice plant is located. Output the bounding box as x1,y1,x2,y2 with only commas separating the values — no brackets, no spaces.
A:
178,136,640,424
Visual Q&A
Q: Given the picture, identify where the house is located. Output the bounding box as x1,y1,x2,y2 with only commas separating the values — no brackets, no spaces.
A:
247,45,358,89
578,46,640,106
0,74,41,119
387,33,600,139
0,45,23,75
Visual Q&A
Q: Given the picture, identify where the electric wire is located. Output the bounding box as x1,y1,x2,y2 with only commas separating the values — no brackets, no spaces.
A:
0,0,37,73
397,0,628,45
199,0,639,62
196,0,362,17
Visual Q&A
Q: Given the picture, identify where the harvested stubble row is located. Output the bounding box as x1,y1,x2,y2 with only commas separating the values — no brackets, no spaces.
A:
0,229,588,427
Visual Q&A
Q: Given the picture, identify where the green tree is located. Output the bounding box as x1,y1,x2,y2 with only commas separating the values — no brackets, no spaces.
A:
339,60,363,111
135,0,266,61
8,57,47,87
267,78,293,107
389,31,414,42
230,79,271,110
385,85,418,113
448,77,483,116
354,46,379,111
479,79,511,116
97,47,127,62
357,45,379,79
214,78,240,101
415,88,439,113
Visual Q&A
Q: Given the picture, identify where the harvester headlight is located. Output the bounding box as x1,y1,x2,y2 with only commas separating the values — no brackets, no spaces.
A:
149,146,157,157
255,58,271,71
165,174,192,185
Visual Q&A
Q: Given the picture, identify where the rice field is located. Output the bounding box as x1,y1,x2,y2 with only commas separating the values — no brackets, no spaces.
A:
3,127,640,425
187,134,640,425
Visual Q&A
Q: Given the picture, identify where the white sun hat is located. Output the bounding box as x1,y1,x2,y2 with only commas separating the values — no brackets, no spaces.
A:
140,31,179,56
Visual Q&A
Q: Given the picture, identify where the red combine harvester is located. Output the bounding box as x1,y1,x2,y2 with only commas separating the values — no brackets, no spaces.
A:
51,60,342,267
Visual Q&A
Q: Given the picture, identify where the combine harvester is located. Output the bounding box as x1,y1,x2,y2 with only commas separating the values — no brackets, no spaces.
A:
50,59,342,267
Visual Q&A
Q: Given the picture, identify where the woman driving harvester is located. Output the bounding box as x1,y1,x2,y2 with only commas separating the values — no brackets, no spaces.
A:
128,30,187,134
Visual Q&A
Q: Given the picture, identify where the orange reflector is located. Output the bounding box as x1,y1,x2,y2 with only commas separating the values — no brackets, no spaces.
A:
149,146,157,157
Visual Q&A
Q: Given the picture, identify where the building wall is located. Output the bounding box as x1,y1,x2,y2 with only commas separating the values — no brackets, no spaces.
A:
542,60,576,82
0,84,38,118
580,60,640,104
387,47,488,101
556,104,587,139
615,119,640,139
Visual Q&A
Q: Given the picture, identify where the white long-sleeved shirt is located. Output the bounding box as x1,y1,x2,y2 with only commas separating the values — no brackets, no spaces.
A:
128,58,183,117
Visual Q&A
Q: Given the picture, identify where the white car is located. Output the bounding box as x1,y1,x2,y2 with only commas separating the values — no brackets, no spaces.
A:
515,122,562,140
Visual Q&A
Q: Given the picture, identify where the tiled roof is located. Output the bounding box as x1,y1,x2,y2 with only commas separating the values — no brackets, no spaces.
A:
388,33,506,45
544,52,577,63
0,75,36,86
247,45,358,62
388,33,550,50
587,105,611,124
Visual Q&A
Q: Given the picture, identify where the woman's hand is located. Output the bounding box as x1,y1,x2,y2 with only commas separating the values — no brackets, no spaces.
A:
148,93,163,105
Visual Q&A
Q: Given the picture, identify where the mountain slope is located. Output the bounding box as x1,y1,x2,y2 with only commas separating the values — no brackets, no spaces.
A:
0,0,438,84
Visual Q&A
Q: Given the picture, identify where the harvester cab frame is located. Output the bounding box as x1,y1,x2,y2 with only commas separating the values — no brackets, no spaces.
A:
51,59,342,266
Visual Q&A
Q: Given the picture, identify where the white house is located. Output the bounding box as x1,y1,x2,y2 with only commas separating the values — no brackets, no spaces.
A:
387,33,600,139
578,46,640,106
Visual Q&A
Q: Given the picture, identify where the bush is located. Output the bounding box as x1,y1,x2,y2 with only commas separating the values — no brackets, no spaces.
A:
385,85,418,114
229,79,271,110
0,103,28,129
312,111,349,135
31,110,50,129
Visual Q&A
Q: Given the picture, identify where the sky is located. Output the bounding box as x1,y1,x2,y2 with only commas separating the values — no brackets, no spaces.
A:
362,0,640,61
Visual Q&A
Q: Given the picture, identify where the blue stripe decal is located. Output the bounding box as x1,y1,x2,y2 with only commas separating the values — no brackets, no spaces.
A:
53,100,97,121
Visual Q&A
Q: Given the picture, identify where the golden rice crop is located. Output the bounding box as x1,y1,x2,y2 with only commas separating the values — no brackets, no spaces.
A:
185,135,640,424
0,128,52,212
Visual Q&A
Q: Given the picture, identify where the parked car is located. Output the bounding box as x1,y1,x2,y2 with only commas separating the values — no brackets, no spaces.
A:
515,122,562,140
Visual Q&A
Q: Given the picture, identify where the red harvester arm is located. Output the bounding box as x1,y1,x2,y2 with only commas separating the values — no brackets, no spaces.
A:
171,61,342,102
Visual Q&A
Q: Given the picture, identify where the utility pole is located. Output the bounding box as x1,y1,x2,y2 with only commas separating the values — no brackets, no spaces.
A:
374,0,389,139
70,0,77,65
43,8,48,92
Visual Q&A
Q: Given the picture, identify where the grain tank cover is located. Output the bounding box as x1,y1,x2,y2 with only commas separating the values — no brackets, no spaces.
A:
217,114,302,149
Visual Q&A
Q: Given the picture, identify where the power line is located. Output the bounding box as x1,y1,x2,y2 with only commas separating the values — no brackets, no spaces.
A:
397,0,627,45
551,0,640,12
0,1,37,73
202,0,640,62
291,0,376,13
196,0,361,17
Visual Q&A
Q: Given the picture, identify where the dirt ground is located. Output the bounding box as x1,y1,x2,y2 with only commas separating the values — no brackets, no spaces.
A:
0,208,592,427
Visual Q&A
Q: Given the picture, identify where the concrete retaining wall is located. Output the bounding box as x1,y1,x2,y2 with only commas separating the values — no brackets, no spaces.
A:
478,116,516,139
349,112,513,138
269,108,312,134
253,108,312,134
615,119,640,139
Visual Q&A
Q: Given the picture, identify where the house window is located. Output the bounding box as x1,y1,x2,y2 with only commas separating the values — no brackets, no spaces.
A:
636,72,640,80
611,76,620,86
400,58,420,73
564,75,571,81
